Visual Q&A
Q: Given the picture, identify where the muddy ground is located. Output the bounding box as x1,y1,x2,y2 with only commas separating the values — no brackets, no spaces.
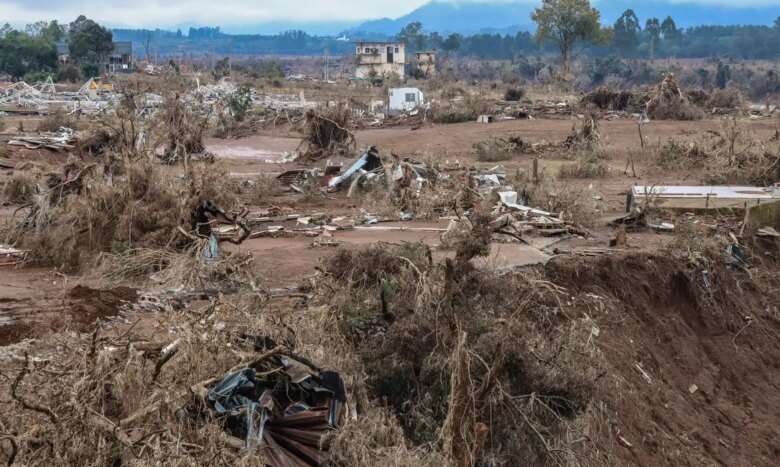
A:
1,113,779,466
2,115,776,323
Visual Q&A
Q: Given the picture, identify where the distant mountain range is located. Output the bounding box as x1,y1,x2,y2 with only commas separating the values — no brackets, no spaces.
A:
346,0,780,38
347,2,535,36
117,0,780,38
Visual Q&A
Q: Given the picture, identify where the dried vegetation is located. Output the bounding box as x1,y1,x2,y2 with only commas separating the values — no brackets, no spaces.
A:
654,118,780,185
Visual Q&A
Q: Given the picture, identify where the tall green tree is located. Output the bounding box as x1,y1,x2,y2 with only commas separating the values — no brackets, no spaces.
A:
68,15,113,66
645,18,661,60
442,33,462,54
716,60,731,89
398,22,425,52
613,9,641,56
531,0,606,77
661,16,680,42
0,29,57,80
25,21,65,42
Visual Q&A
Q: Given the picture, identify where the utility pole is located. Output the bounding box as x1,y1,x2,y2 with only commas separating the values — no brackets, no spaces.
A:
324,49,330,81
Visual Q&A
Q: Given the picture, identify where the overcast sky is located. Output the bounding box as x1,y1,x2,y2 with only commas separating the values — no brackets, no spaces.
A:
1,0,777,30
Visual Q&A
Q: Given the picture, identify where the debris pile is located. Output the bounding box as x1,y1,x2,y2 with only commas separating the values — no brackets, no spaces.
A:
0,295,349,466
8,127,76,151
581,87,635,111
653,120,780,185
0,77,117,115
495,190,587,236
0,244,28,266
645,74,702,120
196,342,346,464
328,146,384,193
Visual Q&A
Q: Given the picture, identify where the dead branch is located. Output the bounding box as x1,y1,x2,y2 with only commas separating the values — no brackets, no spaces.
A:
11,353,59,425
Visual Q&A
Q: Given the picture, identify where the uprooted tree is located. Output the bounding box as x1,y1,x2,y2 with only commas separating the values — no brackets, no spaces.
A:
298,106,356,160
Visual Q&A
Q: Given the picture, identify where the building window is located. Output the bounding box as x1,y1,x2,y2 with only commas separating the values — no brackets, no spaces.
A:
365,48,370,53
405,93,417,103
395,47,399,53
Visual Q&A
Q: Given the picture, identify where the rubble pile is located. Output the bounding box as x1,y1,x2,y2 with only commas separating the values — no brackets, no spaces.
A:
7,127,76,151
0,77,118,115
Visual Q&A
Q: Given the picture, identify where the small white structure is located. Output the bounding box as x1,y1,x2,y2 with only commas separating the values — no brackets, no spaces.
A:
631,185,780,210
388,87,424,113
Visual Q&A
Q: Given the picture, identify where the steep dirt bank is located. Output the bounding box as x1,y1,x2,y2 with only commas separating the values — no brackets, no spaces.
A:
547,253,780,466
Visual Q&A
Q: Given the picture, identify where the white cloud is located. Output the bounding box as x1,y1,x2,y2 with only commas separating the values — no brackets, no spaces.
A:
0,0,777,30
0,0,428,28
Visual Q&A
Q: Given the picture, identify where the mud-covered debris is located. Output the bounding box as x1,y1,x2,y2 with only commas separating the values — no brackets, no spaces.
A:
0,244,28,266
756,226,780,238
645,74,702,120
188,200,250,260
8,127,76,151
496,191,588,237
197,342,346,466
328,146,384,190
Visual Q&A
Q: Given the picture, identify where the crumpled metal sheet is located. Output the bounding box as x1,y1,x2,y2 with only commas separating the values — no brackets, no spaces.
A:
206,350,346,467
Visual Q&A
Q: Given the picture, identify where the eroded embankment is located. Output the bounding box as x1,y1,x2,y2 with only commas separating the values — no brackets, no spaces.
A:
546,253,780,466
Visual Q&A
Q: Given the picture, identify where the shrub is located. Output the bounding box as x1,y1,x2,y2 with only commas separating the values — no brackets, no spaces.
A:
37,108,74,132
227,85,253,122
558,153,609,179
473,137,519,162
2,172,37,204
81,62,100,79
504,87,525,101
57,64,82,83
707,88,743,109
655,138,710,169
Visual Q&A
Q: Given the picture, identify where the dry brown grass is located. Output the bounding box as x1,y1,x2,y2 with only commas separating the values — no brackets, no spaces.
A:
1,171,38,204
155,92,211,165
35,108,76,133
320,241,605,466
558,157,610,179
7,160,239,272
653,119,780,185
473,137,520,162
521,176,602,228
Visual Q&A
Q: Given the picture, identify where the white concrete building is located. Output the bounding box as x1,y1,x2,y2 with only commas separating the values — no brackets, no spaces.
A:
355,41,405,80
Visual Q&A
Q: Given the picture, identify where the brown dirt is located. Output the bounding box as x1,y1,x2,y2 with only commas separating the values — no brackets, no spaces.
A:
67,285,139,326
0,267,138,345
3,110,779,465
547,253,780,467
